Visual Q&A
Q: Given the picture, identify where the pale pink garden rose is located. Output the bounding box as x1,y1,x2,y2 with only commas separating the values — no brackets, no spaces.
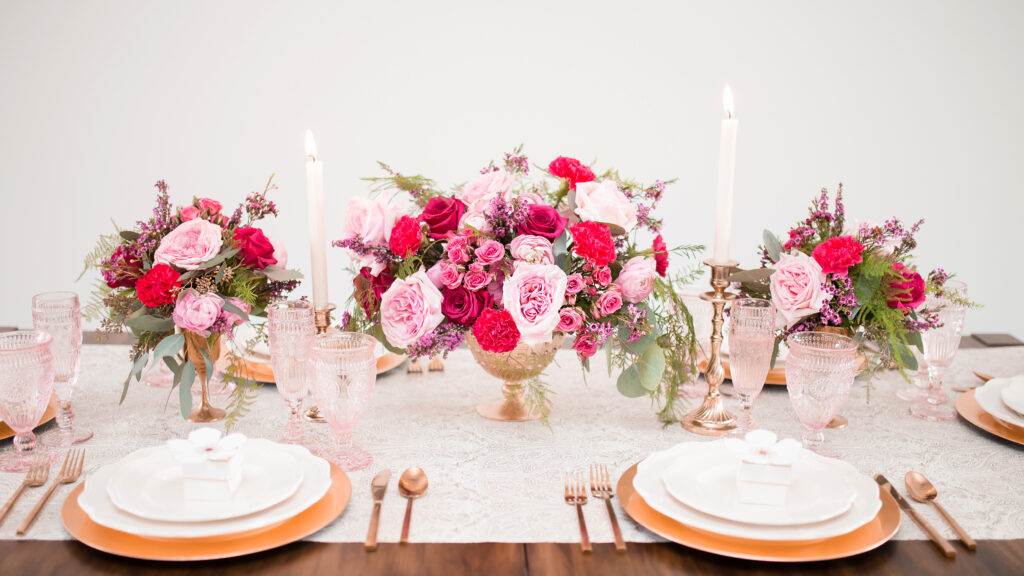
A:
502,263,567,346
770,251,831,328
457,169,515,215
180,206,200,221
379,269,444,348
458,211,488,234
438,261,463,289
594,288,623,318
518,191,545,205
154,218,224,270
474,240,505,265
173,290,224,336
616,256,657,303
425,260,445,289
344,196,401,245
463,268,492,292
565,273,585,295
593,266,612,287
556,307,584,333
267,235,288,269
509,235,554,265
574,180,637,232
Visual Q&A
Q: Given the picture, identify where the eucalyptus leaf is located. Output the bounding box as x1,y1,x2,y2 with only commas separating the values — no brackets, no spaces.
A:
770,339,781,370
553,235,568,272
119,230,140,241
201,347,214,387
728,268,775,284
179,361,195,419
152,333,185,361
120,372,132,405
197,247,240,270
906,331,924,353
616,368,648,398
163,355,180,375
125,314,174,334
617,342,665,395
262,267,304,282
618,329,654,357
368,324,404,355
131,353,148,381
763,229,783,262
220,300,250,323
605,338,613,378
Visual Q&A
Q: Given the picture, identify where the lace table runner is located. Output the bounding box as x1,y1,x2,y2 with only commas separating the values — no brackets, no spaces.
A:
2,345,1023,543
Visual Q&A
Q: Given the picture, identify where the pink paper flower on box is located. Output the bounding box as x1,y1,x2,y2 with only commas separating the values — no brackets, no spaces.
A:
770,252,830,328
502,263,567,346
380,269,445,348
154,218,224,270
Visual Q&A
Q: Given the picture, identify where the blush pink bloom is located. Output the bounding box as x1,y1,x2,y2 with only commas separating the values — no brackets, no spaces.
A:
267,235,288,269
474,240,505,265
518,191,545,205
425,260,445,289
593,266,612,287
573,336,599,359
219,297,250,331
438,261,463,289
344,196,401,246
509,235,554,265
457,169,515,215
556,308,585,333
502,263,568,346
179,206,200,221
154,218,224,270
197,198,222,213
172,290,224,336
379,269,445,348
594,288,624,318
565,273,585,295
446,239,471,264
574,180,637,233
770,251,831,328
616,256,657,303
463,268,492,292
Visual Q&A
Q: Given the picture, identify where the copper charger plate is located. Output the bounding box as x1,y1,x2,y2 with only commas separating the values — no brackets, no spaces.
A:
62,462,351,561
616,463,900,562
232,353,407,384
0,394,58,440
955,389,1024,447
699,360,786,386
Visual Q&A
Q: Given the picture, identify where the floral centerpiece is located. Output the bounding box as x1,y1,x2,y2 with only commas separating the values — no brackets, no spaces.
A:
337,147,702,421
81,178,302,421
739,185,960,375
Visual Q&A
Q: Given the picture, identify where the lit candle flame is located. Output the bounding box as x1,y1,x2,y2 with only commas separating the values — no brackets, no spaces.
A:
723,85,734,119
305,130,317,161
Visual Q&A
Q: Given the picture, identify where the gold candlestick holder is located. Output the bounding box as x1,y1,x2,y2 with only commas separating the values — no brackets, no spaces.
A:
304,303,336,424
681,259,739,436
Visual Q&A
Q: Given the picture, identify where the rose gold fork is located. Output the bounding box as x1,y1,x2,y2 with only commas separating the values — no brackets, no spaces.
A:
0,455,49,526
17,449,85,536
564,472,591,553
407,359,424,373
590,463,626,553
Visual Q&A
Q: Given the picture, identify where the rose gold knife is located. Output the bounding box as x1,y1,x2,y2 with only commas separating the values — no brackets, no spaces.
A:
875,474,956,558
365,469,391,551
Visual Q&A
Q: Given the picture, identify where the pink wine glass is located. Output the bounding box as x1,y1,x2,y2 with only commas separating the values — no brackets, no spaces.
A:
0,331,55,472
33,291,92,447
309,332,378,471
912,281,968,421
268,300,315,445
785,331,858,458
728,298,776,435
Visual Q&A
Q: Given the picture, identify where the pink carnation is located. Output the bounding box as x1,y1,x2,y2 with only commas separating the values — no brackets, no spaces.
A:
811,236,864,276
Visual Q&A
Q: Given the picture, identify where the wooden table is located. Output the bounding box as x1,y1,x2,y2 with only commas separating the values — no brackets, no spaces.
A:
1,332,1021,575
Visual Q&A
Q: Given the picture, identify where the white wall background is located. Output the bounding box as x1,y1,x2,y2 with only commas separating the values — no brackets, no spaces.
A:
1,0,1021,335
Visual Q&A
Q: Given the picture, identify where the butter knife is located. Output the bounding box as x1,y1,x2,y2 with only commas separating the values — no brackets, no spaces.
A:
874,474,956,558
365,469,391,551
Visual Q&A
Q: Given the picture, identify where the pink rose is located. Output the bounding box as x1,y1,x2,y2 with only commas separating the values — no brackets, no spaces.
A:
266,235,288,269
379,269,445,348
616,256,657,303
180,206,200,221
344,196,401,245
474,240,505,265
487,272,505,306
154,218,225,270
463,268,492,292
518,191,545,205
197,198,222,213
457,169,515,215
594,266,612,287
502,263,567,345
425,260,445,289
573,336,599,359
594,288,623,318
770,251,831,328
438,261,463,289
172,290,224,336
557,308,584,333
565,273,585,295
219,297,250,332
509,235,554,265
446,237,471,264
574,180,637,232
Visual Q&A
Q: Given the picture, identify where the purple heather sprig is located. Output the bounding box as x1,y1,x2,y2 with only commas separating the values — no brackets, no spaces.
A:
405,322,466,359
583,321,617,346
332,235,393,267
503,151,530,175
483,195,528,240
621,303,650,343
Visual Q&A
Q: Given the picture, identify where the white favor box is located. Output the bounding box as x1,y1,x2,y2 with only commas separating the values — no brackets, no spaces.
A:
726,430,800,507
737,478,789,507
182,455,243,501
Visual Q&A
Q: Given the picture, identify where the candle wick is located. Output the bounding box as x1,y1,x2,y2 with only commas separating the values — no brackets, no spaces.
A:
307,153,317,162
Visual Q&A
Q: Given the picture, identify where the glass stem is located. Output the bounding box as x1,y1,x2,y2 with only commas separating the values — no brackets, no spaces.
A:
334,431,353,455
13,432,36,467
285,398,304,444
926,365,947,406
802,426,824,453
55,380,74,446
738,393,754,434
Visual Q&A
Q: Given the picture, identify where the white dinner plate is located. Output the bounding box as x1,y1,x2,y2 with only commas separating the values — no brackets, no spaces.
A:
106,440,303,523
634,442,881,542
661,443,856,526
976,377,1024,428
998,376,1024,418
79,442,332,538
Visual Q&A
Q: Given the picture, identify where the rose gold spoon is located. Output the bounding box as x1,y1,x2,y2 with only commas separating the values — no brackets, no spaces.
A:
905,471,976,551
398,467,428,544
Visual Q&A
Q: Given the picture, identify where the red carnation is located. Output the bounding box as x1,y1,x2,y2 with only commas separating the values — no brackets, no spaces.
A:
354,267,395,318
472,308,520,353
811,235,864,276
389,215,423,258
234,227,277,269
569,221,616,267
136,263,181,308
548,156,595,190
652,234,669,277
886,263,926,311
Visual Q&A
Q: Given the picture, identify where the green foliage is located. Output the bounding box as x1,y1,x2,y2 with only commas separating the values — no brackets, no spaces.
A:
77,226,122,281
363,162,446,207
221,353,263,433
179,361,195,419
763,229,782,262
617,342,665,397
523,376,555,427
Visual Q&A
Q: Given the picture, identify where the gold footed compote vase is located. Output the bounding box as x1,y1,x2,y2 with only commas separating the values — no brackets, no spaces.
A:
184,332,226,423
466,332,563,421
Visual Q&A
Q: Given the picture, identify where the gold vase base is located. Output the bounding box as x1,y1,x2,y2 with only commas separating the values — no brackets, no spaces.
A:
476,398,540,422
826,415,848,429
680,397,737,436
188,405,226,424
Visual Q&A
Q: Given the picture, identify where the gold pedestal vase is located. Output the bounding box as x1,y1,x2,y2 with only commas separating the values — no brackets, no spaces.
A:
184,331,226,423
466,332,564,421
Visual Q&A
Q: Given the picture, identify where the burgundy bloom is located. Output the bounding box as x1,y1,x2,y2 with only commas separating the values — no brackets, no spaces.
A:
419,197,466,239
389,215,423,258
516,204,568,240
652,234,669,277
472,308,520,353
234,227,277,269
548,156,595,190
887,263,926,311
811,236,864,276
442,286,492,326
136,263,181,308
355,267,396,318
103,245,142,288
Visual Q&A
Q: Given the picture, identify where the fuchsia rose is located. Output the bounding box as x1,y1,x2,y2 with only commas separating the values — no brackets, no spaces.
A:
172,290,224,336
516,204,568,240
419,197,466,239
556,308,585,333
886,263,926,311
234,227,277,269
267,235,288,269
574,180,637,233
154,218,224,270
379,269,445,348
652,234,669,277
573,335,599,359
594,288,623,318
616,256,657,303
811,235,864,276
770,251,831,328
344,196,400,245
179,206,200,221
457,169,515,215
463,268,492,292
509,235,554,265
502,263,568,345
442,286,492,326
438,261,463,289
474,240,505,265
197,198,222,213
593,267,612,287
565,273,585,295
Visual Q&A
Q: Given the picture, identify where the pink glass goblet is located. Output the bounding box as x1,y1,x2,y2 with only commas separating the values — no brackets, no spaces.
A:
895,347,929,402
309,332,377,471
912,281,968,421
728,298,776,435
785,331,858,458
33,291,92,447
0,331,55,472
268,300,315,445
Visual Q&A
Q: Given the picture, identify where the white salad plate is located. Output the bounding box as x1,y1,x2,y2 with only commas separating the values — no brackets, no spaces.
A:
106,439,304,523
998,376,1024,418
79,442,331,539
634,441,881,542
976,377,1024,428
661,443,856,526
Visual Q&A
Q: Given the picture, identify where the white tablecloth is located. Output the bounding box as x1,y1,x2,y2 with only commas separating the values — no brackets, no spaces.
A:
2,345,1023,543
